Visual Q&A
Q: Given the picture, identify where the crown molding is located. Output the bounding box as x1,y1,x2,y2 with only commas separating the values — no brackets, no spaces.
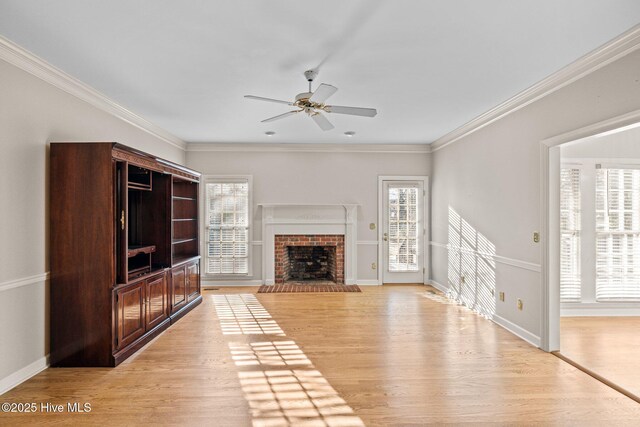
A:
186,142,432,154
431,24,640,152
0,35,186,151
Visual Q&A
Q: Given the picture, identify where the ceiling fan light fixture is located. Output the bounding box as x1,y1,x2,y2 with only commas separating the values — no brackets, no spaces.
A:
344,131,356,137
245,70,377,132
265,131,275,136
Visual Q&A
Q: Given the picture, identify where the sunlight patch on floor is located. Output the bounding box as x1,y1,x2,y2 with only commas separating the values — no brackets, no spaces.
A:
230,341,312,367
214,293,364,426
213,294,285,336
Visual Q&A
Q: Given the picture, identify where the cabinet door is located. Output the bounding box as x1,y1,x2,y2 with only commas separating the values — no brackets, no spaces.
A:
115,282,145,350
171,265,187,313
186,261,200,303
146,274,168,330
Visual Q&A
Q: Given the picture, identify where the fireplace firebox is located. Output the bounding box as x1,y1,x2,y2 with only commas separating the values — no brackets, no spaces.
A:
275,235,344,284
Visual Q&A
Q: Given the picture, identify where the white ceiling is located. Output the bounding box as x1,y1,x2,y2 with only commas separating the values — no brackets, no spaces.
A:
1,1,640,145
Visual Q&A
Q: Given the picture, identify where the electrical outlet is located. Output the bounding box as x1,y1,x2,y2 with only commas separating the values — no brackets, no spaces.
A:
499,292,505,302
371,262,377,270
517,299,523,310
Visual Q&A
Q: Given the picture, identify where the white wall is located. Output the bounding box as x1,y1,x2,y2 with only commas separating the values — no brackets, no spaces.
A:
431,49,640,346
186,147,432,284
0,57,185,393
562,124,640,159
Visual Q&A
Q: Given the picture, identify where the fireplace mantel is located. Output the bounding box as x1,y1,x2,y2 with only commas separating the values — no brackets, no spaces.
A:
260,204,358,285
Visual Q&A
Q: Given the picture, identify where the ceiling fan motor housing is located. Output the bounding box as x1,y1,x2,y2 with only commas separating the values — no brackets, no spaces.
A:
304,69,318,82
295,92,313,102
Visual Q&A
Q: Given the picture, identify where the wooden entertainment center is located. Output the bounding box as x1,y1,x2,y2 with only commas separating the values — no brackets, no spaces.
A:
50,142,202,367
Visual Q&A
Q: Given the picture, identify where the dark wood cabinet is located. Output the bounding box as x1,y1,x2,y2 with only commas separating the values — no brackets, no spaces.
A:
146,273,168,330
115,282,146,351
171,264,187,313
170,259,200,315
187,261,200,303
50,142,202,367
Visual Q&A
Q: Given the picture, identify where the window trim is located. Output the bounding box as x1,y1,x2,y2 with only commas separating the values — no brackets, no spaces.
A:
202,175,253,277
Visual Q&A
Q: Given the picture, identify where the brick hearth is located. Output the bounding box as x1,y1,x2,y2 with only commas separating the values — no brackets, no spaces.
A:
275,234,345,284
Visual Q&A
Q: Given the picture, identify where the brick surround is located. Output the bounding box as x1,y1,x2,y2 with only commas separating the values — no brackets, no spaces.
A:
275,235,344,284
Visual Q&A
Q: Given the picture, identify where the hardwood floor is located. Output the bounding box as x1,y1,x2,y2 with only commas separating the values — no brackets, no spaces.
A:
560,316,640,402
2,286,640,426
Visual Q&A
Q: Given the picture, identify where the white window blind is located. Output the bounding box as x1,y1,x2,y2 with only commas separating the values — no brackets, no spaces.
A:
206,181,249,274
388,185,419,272
560,168,581,302
595,168,640,301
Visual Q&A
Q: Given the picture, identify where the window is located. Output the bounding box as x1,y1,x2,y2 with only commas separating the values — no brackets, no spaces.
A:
595,167,640,301
205,178,250,275
560,168,581,302
388,184,419,271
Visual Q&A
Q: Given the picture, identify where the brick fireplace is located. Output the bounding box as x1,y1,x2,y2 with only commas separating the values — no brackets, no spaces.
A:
275,235,344,283
261,204,357,285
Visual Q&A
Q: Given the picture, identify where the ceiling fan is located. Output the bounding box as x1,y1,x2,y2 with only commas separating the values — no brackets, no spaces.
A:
244,69,377,131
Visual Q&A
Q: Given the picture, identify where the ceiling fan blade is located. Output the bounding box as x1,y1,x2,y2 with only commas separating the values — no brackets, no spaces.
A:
326,105,377,117
311,113,334,131
261,110,300,123
245,95,293,106
309,83,338,104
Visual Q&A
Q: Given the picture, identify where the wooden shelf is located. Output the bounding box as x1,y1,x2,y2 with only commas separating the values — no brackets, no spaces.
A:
127,245,157,258
172,218,197,222
172,255,201,266
172,196,196,201
172,238,197,245
128,182,152,191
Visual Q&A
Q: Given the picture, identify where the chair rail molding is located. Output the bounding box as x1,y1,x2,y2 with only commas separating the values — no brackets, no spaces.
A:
0,272,50,293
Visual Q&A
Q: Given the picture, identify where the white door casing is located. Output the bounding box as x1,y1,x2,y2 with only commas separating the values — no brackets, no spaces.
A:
378,176,429,284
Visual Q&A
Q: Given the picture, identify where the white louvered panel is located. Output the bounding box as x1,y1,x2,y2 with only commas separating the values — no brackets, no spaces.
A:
560,168,581,302
388,185,419,272
206,181,249,274
595,168,640,301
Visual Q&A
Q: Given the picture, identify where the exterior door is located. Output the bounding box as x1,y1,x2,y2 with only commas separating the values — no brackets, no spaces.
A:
382,180,425,283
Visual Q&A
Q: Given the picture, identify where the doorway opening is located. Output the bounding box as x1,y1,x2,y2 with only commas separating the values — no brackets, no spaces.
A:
542,110,640,403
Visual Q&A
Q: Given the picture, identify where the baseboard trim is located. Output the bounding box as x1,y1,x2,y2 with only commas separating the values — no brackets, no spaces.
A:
357,280,381,286
561,302,640,317
0,272,49,293
492,314,541,348
202,280,263,287
0,355,49,396
428,279,449,294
